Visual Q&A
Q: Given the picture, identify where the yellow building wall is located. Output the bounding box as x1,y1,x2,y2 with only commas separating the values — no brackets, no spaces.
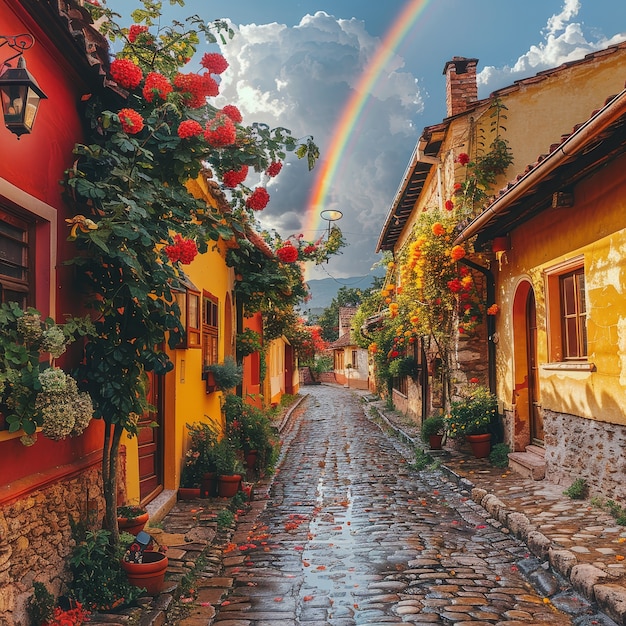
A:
493,152,626,426
124,174,235,502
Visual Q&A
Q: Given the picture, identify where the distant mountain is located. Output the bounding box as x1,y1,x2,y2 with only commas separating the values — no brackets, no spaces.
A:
301,270,384,313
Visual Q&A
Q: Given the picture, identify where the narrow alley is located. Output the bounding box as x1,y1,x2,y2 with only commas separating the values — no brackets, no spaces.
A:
209,385,582,625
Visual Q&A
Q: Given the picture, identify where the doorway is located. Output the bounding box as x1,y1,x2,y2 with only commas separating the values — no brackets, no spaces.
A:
138,372,164,503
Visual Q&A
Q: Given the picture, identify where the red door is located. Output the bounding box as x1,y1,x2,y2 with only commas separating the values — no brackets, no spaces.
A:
138,372,164,503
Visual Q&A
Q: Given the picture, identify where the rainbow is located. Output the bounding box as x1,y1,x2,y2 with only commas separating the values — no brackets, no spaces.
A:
303,0,433,267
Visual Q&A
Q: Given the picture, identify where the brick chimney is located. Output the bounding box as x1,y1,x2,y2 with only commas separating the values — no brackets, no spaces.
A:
444,57,478,117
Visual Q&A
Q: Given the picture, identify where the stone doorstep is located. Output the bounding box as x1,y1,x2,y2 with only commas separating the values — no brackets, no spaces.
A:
508,446,546,481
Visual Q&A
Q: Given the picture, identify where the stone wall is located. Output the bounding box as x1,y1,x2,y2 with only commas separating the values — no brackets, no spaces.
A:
0,465,104,626
544,409,626,501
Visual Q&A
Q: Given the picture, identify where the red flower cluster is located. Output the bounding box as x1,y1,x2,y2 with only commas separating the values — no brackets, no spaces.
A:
110,58,143,90
445,199,454,211
42,602,90,626
143,72,172,103
246,187,270,211
118,108,144,134
222,104,242,123
276,243,298,263
266,161,283,177
174,72,219,108
177,119,203,139
204,113,237,146
456,152,470,165
447,278,462,293
128,24,151,44
200,52,229,74
223,165,249,187
164,234,198,264
303,244,317,255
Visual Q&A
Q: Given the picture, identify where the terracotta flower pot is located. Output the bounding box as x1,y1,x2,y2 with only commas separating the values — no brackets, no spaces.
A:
201,472,217,498
117,512,149,535
177,487,201,500
466,433,491,458
428,434,444,450
217,474,242,498
121,551,168,595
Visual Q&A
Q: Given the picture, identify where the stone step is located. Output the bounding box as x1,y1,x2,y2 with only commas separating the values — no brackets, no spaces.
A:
525,444,546,459
508,447,546,481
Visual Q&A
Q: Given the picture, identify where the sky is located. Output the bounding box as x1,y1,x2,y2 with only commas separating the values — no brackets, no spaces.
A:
103,0,626,285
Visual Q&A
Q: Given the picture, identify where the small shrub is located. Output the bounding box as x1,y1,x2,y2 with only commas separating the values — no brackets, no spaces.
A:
489,443,510,468
563,478,588,500
217,509,235,529
28,582,55,626
411,448,432,471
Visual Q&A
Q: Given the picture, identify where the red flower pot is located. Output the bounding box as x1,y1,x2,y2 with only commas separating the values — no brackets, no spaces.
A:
466,433,491,458
217,474,242,498
428,434,444,450
177,487,201,500
117,512,149,535
121,551,168,595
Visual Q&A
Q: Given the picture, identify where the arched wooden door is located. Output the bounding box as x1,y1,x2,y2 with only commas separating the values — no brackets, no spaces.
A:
138,371,164,503
512,281,542,450
526,289,543,443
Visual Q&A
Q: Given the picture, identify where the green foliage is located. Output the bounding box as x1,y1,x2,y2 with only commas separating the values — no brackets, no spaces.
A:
0,303,94,440
489,443,510,468
213,437,243,476
68,529,143,611
388,356,418,379
563,478,589,500
445,384,498,437
235,328,262,359
411,448,433,471
420,415,445,442
28,582,56,626
206,356,243,391
456,97,514,219
181,420,220,487
216,508,235,529
315,286,365,343
116,504,147,520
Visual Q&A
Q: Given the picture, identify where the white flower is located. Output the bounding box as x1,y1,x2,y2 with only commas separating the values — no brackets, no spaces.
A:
16,312,42,342
42,326,67,358
39,368,68,393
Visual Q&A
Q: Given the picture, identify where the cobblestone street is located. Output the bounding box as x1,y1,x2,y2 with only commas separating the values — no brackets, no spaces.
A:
211,385,584,625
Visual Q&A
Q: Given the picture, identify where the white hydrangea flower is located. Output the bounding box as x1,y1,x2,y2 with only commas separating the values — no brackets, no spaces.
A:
39,368,68,393
42,326,67,358
16,312,42,342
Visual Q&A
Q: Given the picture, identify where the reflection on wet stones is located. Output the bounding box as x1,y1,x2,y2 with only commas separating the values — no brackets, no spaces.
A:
213,385,581,625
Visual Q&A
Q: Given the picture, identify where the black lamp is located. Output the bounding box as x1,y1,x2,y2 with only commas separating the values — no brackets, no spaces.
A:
0,34,47,138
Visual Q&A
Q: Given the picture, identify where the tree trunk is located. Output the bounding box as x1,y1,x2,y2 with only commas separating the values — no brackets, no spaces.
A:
102,422,124,547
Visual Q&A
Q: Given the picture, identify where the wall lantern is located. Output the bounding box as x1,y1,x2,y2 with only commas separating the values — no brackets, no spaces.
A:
491,235,510,271
0,34,47,138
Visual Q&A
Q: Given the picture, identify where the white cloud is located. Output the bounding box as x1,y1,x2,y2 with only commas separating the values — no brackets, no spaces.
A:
214,11,424,277
477,1,626,95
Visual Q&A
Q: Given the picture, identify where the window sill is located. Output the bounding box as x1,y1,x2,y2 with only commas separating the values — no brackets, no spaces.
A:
541,362,596,372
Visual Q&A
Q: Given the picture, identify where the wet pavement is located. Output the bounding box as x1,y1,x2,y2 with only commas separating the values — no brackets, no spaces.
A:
208,385,595,625
91,384,626,625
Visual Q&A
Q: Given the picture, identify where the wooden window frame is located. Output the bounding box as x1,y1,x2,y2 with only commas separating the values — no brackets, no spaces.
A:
0,207,32,308
202,291,219,370
545,256,588,364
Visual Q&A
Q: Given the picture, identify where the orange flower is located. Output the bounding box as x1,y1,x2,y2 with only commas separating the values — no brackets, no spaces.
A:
487,304,500,315
431,222,445,236
450,245,466,261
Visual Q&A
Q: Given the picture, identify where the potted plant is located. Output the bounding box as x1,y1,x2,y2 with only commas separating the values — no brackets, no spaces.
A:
213,437,244,497
120,532,169,595
204,356,243,392
180,420,220,498
116,505,149,535
444,383,498,458
420,415,445,450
